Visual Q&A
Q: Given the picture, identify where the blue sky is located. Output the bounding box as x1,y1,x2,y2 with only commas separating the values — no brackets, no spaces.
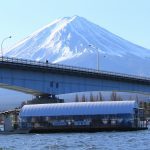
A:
0,0,150,50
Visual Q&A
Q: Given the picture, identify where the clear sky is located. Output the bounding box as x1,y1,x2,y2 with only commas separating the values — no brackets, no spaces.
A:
0,0,150,50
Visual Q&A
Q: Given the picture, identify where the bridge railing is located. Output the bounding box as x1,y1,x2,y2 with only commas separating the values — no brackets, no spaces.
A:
0,56,150,81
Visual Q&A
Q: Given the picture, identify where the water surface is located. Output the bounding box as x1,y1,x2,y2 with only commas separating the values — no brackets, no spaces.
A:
0,129,149,150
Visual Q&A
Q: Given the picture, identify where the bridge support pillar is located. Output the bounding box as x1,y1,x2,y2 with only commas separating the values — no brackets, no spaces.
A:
37,94,56,99
35,94,64,103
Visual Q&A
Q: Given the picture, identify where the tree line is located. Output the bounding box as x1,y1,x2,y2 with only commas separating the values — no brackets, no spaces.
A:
75,91,123,102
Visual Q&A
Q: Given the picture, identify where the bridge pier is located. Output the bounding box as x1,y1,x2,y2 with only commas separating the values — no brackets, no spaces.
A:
34,94,64,104
36,94,56,99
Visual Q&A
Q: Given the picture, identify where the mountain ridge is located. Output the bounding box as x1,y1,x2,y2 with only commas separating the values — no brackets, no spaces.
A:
5,15,150,76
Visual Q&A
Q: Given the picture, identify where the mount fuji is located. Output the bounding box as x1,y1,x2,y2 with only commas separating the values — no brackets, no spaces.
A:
5,15,150,76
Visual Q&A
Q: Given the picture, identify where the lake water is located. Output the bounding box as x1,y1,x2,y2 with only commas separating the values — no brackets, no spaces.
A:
0,129,150,150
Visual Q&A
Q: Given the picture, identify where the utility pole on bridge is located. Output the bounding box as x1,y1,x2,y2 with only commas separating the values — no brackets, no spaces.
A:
1,36,12,60
89,44,105,71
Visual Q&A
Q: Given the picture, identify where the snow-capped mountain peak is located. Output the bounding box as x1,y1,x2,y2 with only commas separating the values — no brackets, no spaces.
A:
5,16,150,76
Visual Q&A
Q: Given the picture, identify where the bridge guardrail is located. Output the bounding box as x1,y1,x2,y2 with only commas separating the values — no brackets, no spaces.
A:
0,56,150,81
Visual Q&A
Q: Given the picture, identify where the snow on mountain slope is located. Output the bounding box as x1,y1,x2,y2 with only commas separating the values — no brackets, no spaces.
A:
5,15,150,76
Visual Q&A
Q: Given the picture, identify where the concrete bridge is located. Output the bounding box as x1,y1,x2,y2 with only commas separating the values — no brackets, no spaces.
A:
0,57,150,97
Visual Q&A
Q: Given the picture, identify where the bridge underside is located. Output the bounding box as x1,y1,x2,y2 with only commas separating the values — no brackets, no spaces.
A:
0,83,150,97
0,83,43,96
0,57,150,96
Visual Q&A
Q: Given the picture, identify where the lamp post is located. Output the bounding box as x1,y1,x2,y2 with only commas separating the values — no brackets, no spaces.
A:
1,36,12,60
89,44,100,71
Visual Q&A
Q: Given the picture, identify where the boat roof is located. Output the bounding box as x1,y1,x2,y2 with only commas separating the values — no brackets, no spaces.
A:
20,101,138,117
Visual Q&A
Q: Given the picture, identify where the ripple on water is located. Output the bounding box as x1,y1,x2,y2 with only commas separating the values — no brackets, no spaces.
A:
0,130,150,150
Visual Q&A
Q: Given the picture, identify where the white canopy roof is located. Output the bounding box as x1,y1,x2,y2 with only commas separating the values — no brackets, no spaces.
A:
20,101,138,117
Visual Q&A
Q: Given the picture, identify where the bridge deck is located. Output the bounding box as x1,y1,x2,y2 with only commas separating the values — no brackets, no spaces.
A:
0,57,150,84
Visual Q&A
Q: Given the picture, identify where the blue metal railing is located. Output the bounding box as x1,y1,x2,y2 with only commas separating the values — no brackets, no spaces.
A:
0,56,150,81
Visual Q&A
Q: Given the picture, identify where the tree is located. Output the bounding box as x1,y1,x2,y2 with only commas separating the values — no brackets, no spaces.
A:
90,93,94,102
135,94,139,104
96,95,99,101
81,94,86,102
75,94,79,102
99,92,104,101
144,102,148,109
110,91,117,101
110,92,123,101
140,101,144,108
